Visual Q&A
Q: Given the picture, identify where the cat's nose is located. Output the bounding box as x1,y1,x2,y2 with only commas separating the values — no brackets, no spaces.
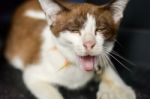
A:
83,40,95,50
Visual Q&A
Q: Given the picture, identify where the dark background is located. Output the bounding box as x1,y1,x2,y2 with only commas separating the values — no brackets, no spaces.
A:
0,0,150,99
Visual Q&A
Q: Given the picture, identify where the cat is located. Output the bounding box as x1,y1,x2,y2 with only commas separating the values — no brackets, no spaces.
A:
5,0,136,99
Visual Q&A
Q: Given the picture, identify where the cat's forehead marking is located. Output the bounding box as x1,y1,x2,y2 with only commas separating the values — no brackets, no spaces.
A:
81,13,96,34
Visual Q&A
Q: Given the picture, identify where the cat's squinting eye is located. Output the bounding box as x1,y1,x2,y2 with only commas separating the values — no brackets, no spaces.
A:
95,27,107,35
71,30,80,33
95,27,106,33
67,28,80,33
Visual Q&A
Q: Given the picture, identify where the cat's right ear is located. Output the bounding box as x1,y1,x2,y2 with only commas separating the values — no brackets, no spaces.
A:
38,0,72,25
103,0,129,24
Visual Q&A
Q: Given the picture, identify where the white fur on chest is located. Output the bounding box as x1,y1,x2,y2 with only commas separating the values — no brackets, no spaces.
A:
26,26,94,89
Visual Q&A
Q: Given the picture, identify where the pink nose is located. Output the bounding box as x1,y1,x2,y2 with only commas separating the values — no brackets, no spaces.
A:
83,40,95,50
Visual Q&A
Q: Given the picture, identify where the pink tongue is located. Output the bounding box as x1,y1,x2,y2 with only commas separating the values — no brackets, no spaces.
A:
79,56,95,71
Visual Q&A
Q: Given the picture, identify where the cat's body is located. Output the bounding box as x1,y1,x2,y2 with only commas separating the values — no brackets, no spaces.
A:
5,0,136,99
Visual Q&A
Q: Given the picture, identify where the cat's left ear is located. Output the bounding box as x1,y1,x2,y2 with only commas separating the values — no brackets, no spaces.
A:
38,0,72,25
108,0,129,24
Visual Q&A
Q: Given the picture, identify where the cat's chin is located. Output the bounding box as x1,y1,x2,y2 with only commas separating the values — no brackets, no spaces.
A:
78,55,98,72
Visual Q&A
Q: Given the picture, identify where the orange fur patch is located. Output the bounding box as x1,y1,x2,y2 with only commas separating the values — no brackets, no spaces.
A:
57,59,72,71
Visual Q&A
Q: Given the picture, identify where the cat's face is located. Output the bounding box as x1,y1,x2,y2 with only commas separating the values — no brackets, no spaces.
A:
39,0,128,71
50,4,116,71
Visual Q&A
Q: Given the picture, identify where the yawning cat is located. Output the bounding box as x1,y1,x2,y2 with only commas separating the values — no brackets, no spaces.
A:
5,0,136,99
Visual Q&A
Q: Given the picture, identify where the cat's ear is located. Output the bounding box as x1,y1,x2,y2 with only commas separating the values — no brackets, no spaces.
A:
38,0,72,25
107,0,129,24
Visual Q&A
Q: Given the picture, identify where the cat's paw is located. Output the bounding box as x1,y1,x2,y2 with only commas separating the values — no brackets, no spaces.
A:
97,83,136,99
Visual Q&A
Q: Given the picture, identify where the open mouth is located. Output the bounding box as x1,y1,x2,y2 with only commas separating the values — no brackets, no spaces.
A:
78,55,97,71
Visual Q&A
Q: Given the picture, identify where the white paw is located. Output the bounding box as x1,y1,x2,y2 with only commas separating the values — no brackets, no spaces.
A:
97,83,136,99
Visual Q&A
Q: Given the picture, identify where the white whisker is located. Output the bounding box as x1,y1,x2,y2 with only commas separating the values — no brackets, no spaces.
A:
98,55,104,67
103,53,118,74
114,39,123,47
111,50,136,66
107,52,132,72
101,55,108,67
103,46,133,72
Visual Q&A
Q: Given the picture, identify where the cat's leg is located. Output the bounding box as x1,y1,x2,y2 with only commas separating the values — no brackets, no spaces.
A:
23,66,64,99
97,66,136,99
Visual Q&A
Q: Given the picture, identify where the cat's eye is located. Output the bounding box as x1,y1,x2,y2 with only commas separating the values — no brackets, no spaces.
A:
96,29,103,32
95,27,106,33
67,25,80,34
67,28,80,33
71,30,80,33
95,27,107,35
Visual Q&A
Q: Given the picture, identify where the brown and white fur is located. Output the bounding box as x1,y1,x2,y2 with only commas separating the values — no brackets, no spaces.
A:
5,0,136,99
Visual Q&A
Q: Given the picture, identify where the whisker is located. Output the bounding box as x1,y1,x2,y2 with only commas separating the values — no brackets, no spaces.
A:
103,54,112,66
101,54,108,68
103,53,118,73
103,47,134,72
103,54,111,66
104,46,135,66
111,50,136,66
98,55,105,68
107,52,132,72
114,39,123,47
98,54,110,71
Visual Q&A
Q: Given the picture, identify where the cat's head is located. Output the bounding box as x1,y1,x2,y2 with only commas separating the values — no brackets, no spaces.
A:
39,0,129,71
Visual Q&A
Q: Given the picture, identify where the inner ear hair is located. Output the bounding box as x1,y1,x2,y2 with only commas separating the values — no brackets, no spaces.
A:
102,0,129,24
38,0,76,25
101,0,116,8
54,0,75,11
